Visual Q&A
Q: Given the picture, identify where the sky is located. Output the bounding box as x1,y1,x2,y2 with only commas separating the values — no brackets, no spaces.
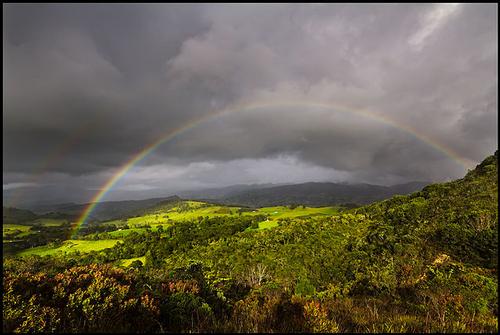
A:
3,3,498,206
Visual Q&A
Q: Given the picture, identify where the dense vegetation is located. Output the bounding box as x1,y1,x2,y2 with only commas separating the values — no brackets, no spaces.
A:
3,152,498,333
3,218,73,255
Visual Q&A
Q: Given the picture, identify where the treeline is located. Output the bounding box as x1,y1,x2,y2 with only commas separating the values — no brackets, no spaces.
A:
67,215,267,267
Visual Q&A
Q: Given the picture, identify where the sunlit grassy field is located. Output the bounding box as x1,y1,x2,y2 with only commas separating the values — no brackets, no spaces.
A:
17,239,121,257
3,224,33,238
2,201,343,248
107,227,164,237
119,256,146,267
95,202,342,238
127,205,241,225
256,220,279,230
118,202,341,226
251,205,340,220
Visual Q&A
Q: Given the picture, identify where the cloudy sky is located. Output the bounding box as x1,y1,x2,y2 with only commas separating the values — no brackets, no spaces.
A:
3,3,498,206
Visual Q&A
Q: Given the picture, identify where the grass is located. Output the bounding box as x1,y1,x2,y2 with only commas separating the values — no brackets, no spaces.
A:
96,202,342,235
257,220,279,230
258,220,279,229
123,203,340,224
107,227,162,238
3,224,33,238
127,205,241,224
175,200,207,209
3,219,68,237
127,213,171,226
17,239,121,257
245,220,280,231
101,219,125,226
3,219,69,239
251,206,340,220
119,256,146,267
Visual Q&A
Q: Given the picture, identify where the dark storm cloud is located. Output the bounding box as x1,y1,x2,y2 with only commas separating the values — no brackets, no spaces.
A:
3,3,212,175
151,106,466,184
3,3,498,204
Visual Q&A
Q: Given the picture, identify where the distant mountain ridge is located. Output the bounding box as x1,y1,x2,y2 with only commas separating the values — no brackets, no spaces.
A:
3,207,38,224
178,183,284,199
195,181,431,207
9,181,430,222
27,196,182,222
2,207,76,224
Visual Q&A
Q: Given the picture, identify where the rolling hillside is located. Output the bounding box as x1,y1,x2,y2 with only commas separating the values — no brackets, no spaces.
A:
3,152,498,333
29,195,182,221
2,207,38,224
22,181,429,221
214,181,430,207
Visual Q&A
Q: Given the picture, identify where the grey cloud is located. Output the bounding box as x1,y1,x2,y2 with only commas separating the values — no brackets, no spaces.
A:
3,4,211,175
149,106,466,183
3,3,497,204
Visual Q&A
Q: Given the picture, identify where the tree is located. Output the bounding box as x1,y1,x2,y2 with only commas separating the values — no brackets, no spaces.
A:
246,264,268,287
130,260,144,269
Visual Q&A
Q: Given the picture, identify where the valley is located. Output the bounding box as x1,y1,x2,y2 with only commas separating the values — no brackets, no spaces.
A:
3,201,342,258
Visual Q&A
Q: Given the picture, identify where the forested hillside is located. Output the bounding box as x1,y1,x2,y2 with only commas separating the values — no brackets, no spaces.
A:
30,195,182,221
21,181,427,219
3,152,497,333
188,181,430,207
3,207,38,224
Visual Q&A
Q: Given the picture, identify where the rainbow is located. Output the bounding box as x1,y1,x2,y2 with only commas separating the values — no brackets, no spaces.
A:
69,101,475,238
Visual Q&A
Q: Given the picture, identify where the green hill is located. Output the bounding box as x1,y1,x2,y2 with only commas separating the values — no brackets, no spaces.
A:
3,152,498,333
356,150,498,269
189,181,430,207
29,195,182,221
2,207,38,224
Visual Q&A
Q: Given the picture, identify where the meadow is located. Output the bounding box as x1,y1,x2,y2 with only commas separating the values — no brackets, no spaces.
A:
90,202,342,236
3,223,33,238
17,239,121,257
251,205,340,219
252,220,279,230
5,202,341,256
118,256,147,267
107,227,160,237
126,202,240,225
107,202,340,227
6,202,340,257
3,219,68,239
